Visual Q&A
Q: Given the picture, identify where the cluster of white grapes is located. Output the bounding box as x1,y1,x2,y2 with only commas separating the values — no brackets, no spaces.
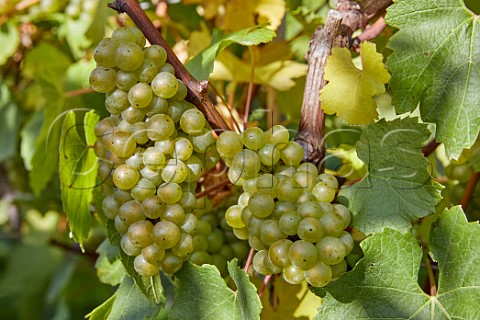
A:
91,27,221,276
217,126,354,287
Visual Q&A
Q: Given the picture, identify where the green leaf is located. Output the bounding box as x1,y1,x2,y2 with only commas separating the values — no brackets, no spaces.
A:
95,240,127,286
385,0,480,159
171,259,262,320
340,118,442,234
321,42,390,125
107,277,162,320
59,110,99,248
0,22,20,65
316,206,480,319
106,220,166,305
185,25,276,81
86,294,116,320
20,110,43,170
0,83,20,161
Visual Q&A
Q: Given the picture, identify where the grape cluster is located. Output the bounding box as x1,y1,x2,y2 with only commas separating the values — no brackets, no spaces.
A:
91,27,220,276
218,126,354,287
189,207,250,276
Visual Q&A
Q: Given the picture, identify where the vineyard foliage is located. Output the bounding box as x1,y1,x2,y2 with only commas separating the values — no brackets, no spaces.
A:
1,0,480,319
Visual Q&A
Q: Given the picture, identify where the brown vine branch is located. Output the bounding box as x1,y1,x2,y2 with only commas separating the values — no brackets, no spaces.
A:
422,140,440,157
353,16,387,50
64,87,95,98
108,0,231,132
460,171,480,210
195,179,231,199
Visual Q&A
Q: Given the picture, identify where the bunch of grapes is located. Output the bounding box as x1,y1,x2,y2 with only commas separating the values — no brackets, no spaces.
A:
189,206,250,276
91,27,221,276
217,126,354,287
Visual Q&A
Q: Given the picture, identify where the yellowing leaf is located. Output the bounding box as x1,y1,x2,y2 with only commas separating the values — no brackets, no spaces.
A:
321,42,390,125
222,0,285,31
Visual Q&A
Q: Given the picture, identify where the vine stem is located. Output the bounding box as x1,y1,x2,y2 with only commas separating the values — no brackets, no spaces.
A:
108,0,230,132
423,251,437,296
460,171,480,210
243,47,256,130
244,248,255,272
258,275,272,298
64,87,95,98
296,0,392,167
194,179,231,199
353,17,387,50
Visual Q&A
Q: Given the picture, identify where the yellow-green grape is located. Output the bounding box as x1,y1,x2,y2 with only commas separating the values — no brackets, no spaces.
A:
180,109,206,134
242,127,265,150
304,262,332,287
151,72,178,98
153,220,181,249
268,239,292,268
280,141,304,166
282,264,305,285
288,240,318,270
127,220,154,247
128,83,153,108
113,165,139,190
265,125,289,148
312,181,336,203
144,45,167,67
115,42,144,71
89,67,116,93
316,236,347,265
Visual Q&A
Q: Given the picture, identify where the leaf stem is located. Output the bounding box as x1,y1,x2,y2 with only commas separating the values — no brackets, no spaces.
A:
108,0,231,131
423,251,437,296
258,275,272,298
244,248,255,272
460,171,480,210
64,87,95,98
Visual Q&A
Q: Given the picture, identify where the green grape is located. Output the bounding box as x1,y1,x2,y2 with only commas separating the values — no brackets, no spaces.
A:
232,226,250,240
275,165,296,178
146,114,175,141
180,109,205,134
258,144,281,167
298,201,322,219
333,204,352,229
139,166,162,186
154,138,174,155
151,72,178,98
115,42,144,71
166,100,185,122
159,204,185,225
190,128,215,153
193,234,209,251
296,191,317,204
142,195,164,219
95,117,117,144
231,149,261,180
118,200,145,225
142,244,165,266
276,178,302,202
319,173,338,189
330,260,347,279
145,96,168,116
171,137,193,161
162,159,188,183
225,205,245,228
320,210,344,237
238,192,251,207
144,45,167,67
116,70,139,91
172,80,188,101
265,125,289,148
282,264,305,284
297,162,319,176
129,26,147,47
278,210,301,236
127,220,154,247
115,215,128,234
94,38,117,68
207,229,225,253
253,250,273,275
242,127,265,150
280,141,304,166
159,63,175,74
217,131,243,158
288,240,318,269
269,239,292,268
247,215,264,237
248,235,265,251
128,83,153,108
304,262,332,287
298,217,324,243
89,67,117,93
180,213,198,234
121,106,145,123
184,156,203,182
121,235,142,256
196,220,212,236
113,188,133,203
134,254,160,276
131,122,149,144
131,177,157,201
231,241,249,260
172,233,194,257
316,236,347,265
111,27,137,45
137,58,158,83
102,195,119,219
255,173,279,197
219,245,235,261
240,206,253,225
189,251,212,265
273,201,296,217
294,171,317,191
113,165,139,190
312,181,336,203
178,189,197,208
161,251,184,274
153,220,181,249
260,219,287,246
339,231,354,255
264,251,282,274
157,182,183,204
248,192,275,218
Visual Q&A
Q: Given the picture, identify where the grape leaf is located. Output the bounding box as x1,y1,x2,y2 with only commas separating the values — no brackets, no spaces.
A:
59,110,99,248
107,277,162,320
185,25,276,81
321,42,390,125
86,294,116,320
0,22,20,65
0,83,20,161
340,118,442,234
95,240,127,286
171,259,262,320
222,0,285,31
316,206,480,319
385,0,480,159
